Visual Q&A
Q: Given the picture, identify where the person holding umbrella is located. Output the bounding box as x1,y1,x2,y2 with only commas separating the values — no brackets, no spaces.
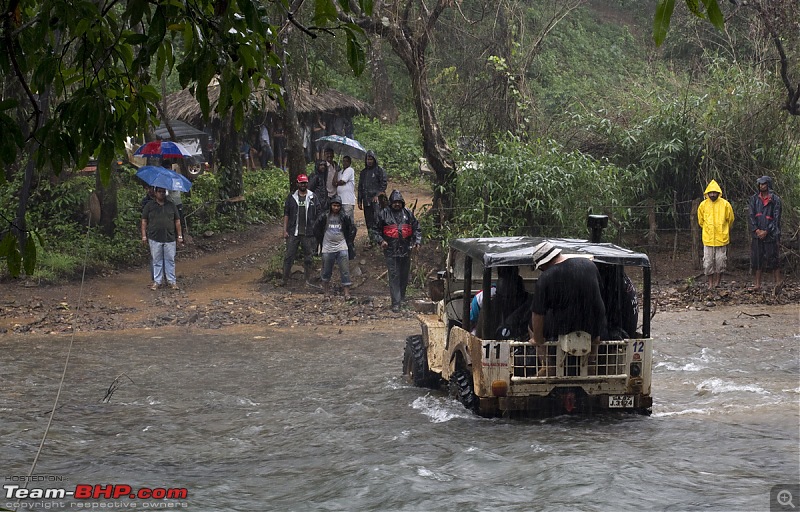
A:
141,186,183,290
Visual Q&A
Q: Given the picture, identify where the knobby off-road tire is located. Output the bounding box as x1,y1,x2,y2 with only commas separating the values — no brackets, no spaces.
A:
449,367,478,413
403,334,438,388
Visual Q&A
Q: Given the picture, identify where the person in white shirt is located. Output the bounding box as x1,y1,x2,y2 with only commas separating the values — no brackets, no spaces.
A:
336,155,357,219
258,124,272,168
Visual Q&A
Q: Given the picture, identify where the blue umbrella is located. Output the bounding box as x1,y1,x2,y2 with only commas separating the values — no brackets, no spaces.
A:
315,135,367,159
135,166,193,192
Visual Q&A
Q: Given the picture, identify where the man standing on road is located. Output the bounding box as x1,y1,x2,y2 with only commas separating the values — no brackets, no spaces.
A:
697,179,735,290
336,155,357,220
282,174,320,287
748,175,783,293
358,150,388,242
528,241,606,345
141,187,184,290
372,190,421,313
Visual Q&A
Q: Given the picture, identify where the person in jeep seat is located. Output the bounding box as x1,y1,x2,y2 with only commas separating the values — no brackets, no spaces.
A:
372,190,421,313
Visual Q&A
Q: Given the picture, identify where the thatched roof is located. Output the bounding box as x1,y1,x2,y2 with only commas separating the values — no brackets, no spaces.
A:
163,84,371,125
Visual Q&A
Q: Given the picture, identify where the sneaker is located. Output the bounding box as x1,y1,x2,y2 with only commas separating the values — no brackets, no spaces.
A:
150,283,160,291
169,282,179,290
390,304,400,313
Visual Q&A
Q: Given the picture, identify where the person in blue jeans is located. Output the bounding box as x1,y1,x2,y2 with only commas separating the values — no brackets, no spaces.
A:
313,196,356,299
141,187,183,290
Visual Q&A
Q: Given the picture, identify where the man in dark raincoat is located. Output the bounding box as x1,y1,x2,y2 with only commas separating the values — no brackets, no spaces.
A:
748,175,783,293
371,190,421,313
357,150,388,239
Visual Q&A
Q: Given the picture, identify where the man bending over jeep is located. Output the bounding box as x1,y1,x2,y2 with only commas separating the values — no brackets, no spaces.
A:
528,241,607,345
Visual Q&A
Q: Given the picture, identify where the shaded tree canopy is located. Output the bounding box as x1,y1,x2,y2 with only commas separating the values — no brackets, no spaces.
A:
0,0,370,275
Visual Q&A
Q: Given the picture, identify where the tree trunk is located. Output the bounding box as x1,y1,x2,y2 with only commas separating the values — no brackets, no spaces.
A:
280,0,311,190
280,43,307,188
385,34,455,225
369,35,399,123
95,170,118,236
217,115,244,204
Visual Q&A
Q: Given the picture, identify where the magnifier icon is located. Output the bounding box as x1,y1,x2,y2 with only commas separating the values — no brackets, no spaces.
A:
778,490,796,509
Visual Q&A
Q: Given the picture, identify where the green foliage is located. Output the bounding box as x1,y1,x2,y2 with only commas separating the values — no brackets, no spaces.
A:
0,170,147,280
183,173,222,232
449,136,643,239
0,164,288,281
531,9,648,118
653,0,725,46
353,114,422,180
2,0,370,276
569,56,798,228
242,169,289,224
183,168,286,234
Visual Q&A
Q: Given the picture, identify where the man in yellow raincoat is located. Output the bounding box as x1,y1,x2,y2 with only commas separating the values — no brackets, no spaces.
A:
697,179,735,289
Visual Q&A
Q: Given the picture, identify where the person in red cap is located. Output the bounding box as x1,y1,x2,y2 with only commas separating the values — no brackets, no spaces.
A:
282,174,320,286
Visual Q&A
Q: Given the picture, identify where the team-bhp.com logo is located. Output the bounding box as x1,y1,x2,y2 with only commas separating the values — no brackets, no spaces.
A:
4,483,188,500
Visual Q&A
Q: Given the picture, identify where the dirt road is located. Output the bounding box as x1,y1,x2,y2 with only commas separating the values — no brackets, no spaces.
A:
0,181,796,336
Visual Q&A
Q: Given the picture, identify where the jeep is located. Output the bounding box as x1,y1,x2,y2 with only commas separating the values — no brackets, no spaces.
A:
403,232,652,418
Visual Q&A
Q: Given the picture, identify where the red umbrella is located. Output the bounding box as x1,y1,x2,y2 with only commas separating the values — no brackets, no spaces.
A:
133,140,193,159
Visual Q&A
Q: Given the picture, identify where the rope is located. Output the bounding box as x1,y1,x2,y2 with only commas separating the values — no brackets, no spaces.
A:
22,217,92,490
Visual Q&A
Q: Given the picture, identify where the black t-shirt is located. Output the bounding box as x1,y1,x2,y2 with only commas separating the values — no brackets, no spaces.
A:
532,257,607,339
142,200,179,243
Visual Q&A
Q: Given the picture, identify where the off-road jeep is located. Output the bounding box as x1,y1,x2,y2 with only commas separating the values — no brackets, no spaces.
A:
404,231,652,418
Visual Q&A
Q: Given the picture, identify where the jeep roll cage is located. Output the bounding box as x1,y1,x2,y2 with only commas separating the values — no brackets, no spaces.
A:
448,237,651,340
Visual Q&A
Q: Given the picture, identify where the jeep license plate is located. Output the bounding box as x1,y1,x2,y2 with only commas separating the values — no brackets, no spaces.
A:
609,395,634,408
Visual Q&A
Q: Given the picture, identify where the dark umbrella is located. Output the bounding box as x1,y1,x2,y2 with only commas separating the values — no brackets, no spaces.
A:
135,166,193,192
315,135,367,159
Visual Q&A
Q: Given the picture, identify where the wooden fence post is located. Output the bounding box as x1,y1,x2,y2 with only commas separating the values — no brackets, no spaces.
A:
647,198,657,248
690,198,700,269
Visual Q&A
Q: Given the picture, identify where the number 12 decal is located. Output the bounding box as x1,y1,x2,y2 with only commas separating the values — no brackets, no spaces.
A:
633,341,644,353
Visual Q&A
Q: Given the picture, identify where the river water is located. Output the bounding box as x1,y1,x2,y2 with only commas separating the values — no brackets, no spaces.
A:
2,305,798,511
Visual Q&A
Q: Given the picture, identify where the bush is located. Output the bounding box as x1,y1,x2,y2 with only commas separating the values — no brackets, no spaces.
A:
450,136,644,240
353,114,422,181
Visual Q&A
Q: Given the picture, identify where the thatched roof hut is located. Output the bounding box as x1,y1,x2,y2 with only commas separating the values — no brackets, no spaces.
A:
164,84,371,125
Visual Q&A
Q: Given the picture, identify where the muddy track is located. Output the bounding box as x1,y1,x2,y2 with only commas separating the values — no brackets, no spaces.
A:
0,182,796,336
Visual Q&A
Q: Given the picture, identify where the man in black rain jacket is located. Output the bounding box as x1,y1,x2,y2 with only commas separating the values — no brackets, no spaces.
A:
371,190,422,312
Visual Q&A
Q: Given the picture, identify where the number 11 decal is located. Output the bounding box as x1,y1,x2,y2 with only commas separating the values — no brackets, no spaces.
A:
481,341,509,367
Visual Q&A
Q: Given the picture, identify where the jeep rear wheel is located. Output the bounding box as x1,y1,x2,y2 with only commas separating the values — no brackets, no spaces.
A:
449,368,478,413
403,335,438,388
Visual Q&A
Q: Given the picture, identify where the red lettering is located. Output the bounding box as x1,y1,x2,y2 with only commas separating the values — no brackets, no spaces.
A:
74,484,92,499
167,488,188,499
94,485,114,499
113,485,132,499
151,488,166,499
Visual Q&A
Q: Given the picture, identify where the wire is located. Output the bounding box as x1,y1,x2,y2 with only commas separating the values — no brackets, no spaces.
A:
22,217,93,490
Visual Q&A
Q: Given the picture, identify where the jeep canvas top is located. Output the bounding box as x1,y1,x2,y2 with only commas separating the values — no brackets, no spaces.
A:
403,234,653,418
